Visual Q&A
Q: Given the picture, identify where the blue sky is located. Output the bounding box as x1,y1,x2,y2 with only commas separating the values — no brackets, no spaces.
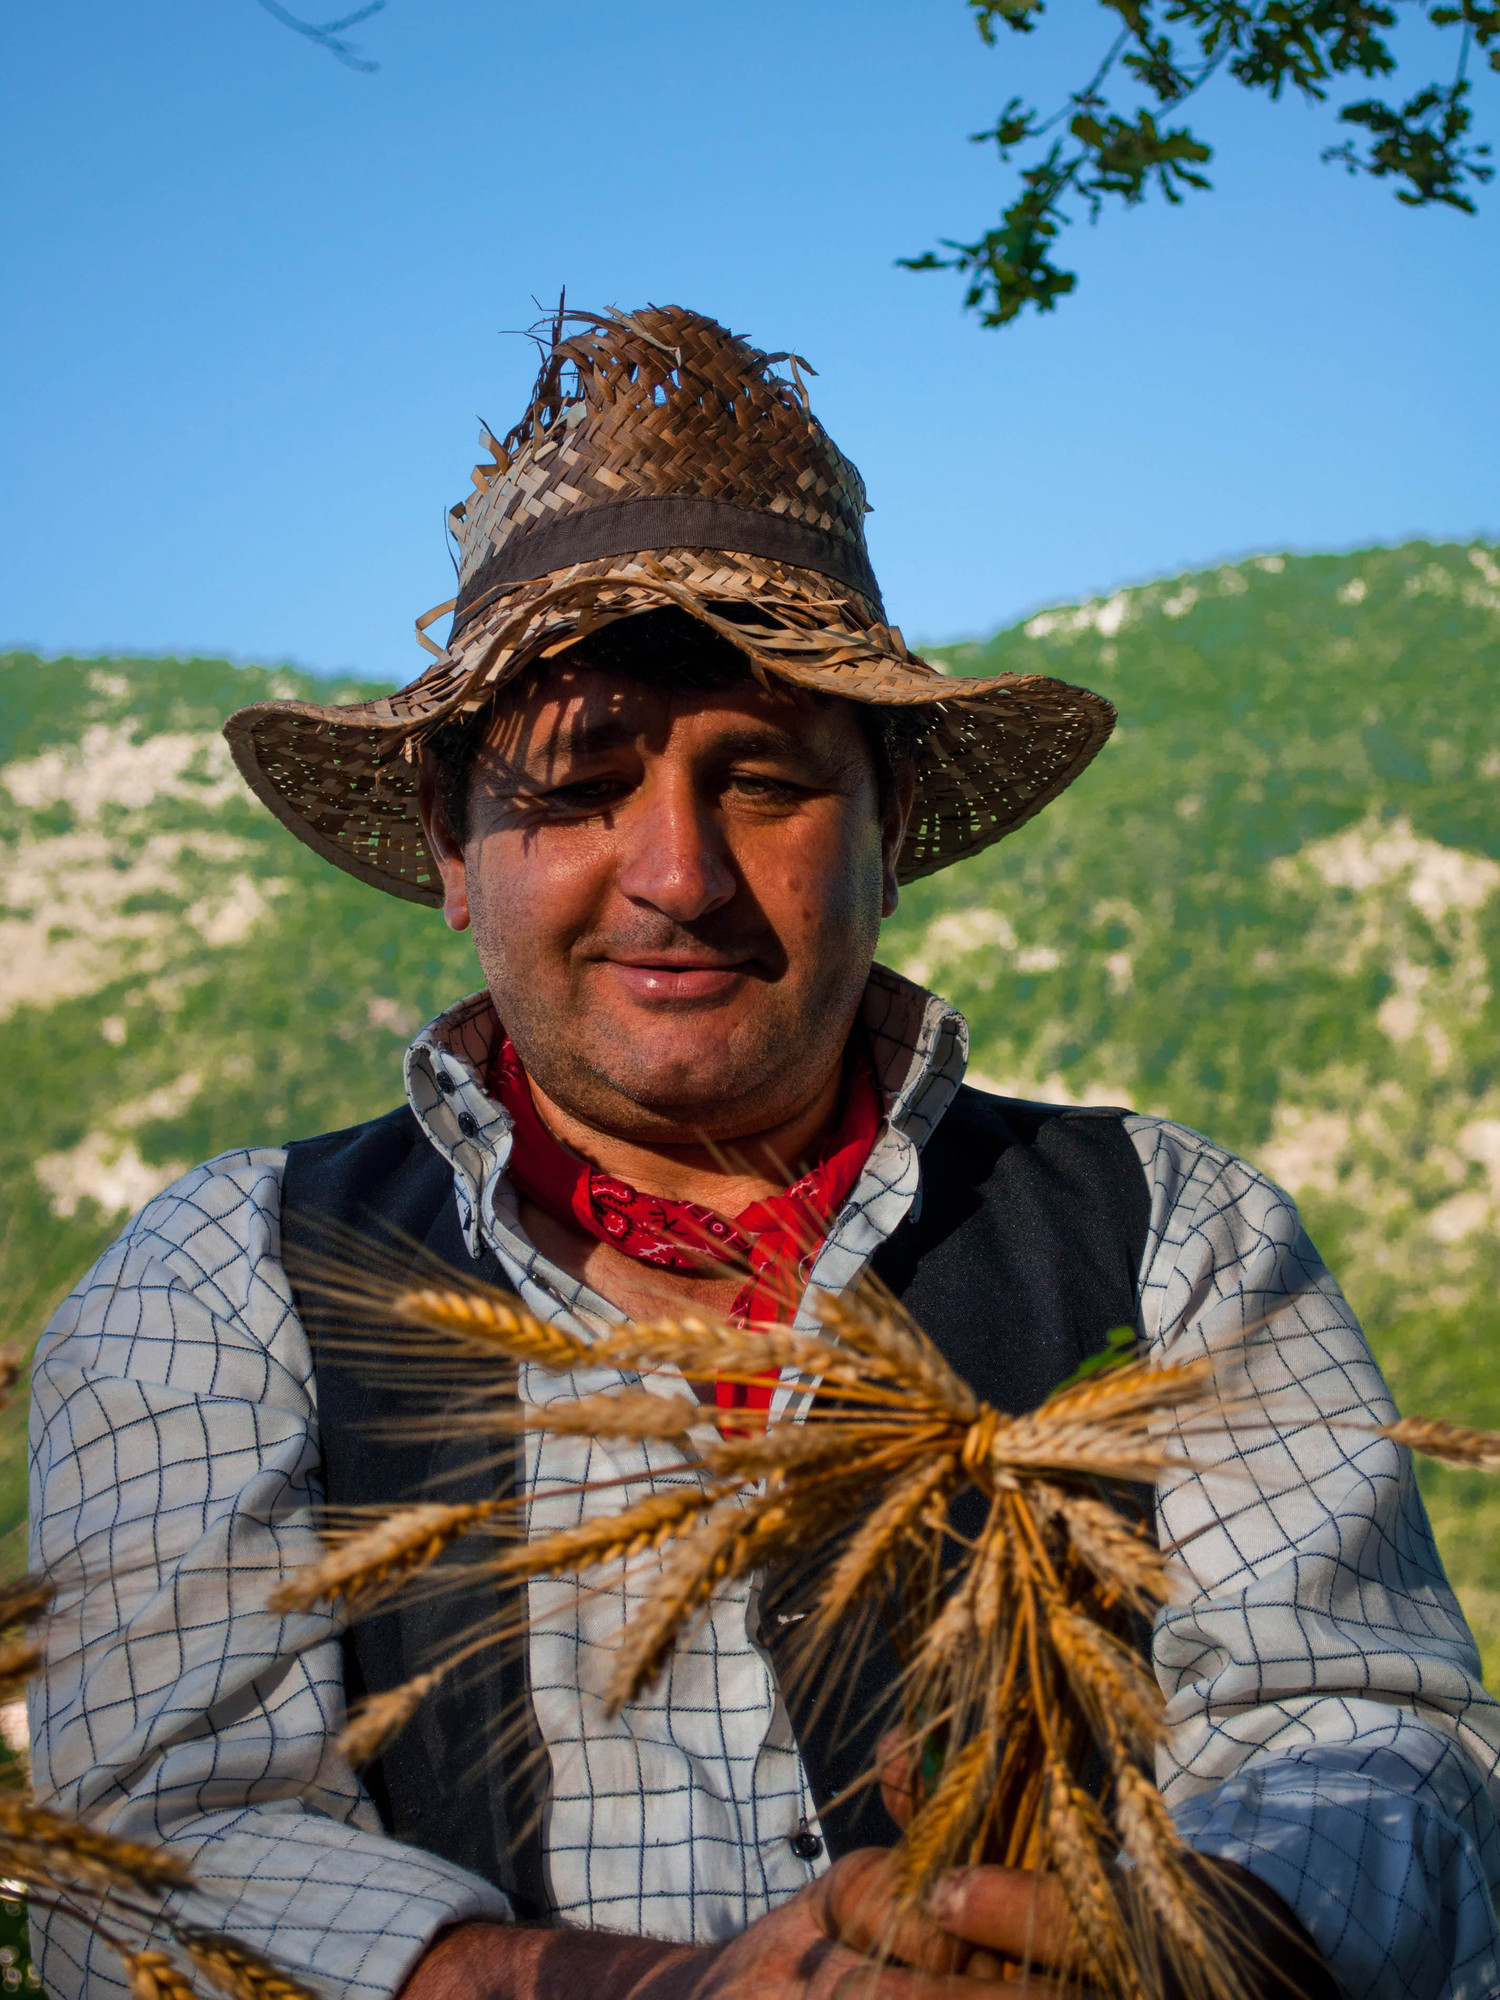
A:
3,0,1496,680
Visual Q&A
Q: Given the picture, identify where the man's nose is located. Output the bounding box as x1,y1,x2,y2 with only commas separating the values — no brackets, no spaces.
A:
614,778,736,921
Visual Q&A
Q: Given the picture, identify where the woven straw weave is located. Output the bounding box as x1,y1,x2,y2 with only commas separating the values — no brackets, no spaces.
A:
224,306,1115,904
448,306,878,636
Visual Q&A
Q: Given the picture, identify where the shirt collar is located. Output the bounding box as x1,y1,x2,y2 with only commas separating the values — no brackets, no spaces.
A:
403,964,969,1261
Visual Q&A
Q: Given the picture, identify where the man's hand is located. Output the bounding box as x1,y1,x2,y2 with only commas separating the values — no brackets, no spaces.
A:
874,1732,1337,2000
400,1850,1007,2000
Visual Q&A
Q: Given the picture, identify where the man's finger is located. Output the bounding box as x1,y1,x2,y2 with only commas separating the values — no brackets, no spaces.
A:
874,1728,917,1833
826,1951,1074,2000
814,1849,969,1974
924,1866,1078,1968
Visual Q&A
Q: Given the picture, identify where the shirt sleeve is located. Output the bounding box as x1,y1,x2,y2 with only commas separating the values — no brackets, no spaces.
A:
1129,1115,1500,2000
27,1151,512,2000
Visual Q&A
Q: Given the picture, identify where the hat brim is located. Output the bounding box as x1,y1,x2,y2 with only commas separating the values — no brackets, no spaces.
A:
224,549,1115,905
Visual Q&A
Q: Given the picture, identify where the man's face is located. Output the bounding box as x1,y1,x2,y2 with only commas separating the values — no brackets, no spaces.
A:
418,661,911,1143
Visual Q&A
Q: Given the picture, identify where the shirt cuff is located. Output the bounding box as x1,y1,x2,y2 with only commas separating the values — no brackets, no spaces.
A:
1173,1748,1500,2000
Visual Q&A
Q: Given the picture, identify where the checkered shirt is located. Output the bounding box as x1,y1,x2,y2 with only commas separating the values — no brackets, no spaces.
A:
28,966,1500,2000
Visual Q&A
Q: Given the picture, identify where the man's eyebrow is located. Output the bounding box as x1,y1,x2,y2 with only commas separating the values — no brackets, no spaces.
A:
709,724,818,762
499,715,828,775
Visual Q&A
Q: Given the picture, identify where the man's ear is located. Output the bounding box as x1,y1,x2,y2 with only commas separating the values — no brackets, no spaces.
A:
415,758,472,933
880,760,917,921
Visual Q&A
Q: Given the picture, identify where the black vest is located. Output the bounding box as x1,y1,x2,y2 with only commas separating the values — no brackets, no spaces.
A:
281,1085,1149,1916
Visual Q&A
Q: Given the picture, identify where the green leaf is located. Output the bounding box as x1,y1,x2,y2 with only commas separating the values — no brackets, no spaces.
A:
1054,1324,1141,1394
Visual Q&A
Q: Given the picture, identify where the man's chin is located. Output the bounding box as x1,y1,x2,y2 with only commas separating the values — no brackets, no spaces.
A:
555,1031,796,1141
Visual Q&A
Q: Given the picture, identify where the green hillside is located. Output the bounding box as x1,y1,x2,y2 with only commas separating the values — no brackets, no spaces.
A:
4,537,1499,1668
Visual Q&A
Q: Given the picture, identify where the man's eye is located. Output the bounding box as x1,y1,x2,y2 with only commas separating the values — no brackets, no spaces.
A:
728,771,805,800
543,776,630,808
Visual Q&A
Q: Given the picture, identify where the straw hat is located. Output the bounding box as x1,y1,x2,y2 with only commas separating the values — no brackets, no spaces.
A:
224,306,1115,905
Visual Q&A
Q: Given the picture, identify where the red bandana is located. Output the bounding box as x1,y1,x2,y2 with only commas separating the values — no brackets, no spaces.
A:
492,1037,883,1413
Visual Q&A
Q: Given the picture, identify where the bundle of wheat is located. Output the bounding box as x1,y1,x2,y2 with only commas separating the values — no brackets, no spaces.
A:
272,1273,1500,2000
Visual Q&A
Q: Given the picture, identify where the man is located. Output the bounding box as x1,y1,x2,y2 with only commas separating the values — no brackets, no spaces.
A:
29,308,1500,2000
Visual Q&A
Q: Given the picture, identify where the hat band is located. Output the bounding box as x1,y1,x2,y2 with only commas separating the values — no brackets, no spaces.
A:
451,494,885,636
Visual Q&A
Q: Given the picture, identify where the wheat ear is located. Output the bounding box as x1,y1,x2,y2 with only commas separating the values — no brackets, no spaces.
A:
498,1483,720,1585
1112,1764,1214,1963
813,1293,976,1409
602,1500,759,1711
125,1953,200,2000
391,1287,592,1373
1033,1486,1176,1614
1042,1354,1217,1422
0,1800,191,1895
1380,1416,1500,1472
269,1500,503,1615
983,1416,1175,1486
179,1931,321,2000
0,1638,41,1695
898,1737,993,1894
592,1321,865,1390
1048,1605,1164,1759
337,1668,446,1768
1043,1762,1140,1999
520,1390,707,1442
815,1457,958,1628
0,1576,54,1629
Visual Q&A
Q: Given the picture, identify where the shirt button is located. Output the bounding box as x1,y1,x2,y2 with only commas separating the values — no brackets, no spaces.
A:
434,1071,456,1095
789,1824,823,1861
457,1112,478,1138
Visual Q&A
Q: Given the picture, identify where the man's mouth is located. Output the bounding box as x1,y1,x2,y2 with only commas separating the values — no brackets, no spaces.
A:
601,956,751,1003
